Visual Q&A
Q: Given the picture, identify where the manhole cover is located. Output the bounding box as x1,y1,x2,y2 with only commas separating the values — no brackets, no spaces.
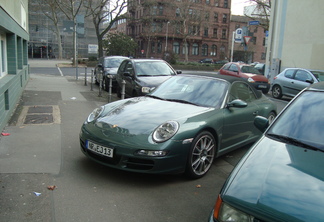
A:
24,114,54,124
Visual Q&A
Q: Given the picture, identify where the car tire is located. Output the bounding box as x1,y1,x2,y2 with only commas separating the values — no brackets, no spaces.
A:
102,77,109,92
185,131,216,179
272,85,283,99
267,111,276,124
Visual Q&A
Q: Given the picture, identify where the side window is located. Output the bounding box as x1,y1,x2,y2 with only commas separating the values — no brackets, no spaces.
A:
284,69,295,79
222,63,231,70
126,61,134,75
229,82,256,102
295,70,312,82
229,64,238,72
118,61,127,73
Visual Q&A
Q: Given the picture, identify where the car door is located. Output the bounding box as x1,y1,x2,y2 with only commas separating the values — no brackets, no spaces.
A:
226,64,240,77
221,82,261,151
289,70,314,95
279,69,296,96
123,61,136,96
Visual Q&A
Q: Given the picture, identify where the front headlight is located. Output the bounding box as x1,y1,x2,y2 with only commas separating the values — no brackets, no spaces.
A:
152,121,179,143
247,77,255,83
217,202,253,222
87,106,104,122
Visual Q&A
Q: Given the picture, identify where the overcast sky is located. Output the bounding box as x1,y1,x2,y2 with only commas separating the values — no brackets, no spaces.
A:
231,0,254,15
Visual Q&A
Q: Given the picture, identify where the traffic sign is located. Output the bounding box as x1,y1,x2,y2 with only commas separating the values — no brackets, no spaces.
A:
244,36,252,44
249,20,260,26
235,28,243,43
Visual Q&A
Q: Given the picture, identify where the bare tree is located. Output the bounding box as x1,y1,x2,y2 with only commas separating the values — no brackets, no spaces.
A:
167,1,206,62
245,0,271,30
55,0,84,65
84,0,127,58
34,0,64,59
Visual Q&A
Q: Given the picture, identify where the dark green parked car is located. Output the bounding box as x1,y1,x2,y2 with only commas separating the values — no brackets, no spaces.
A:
79,74,277,178
209,82,324,221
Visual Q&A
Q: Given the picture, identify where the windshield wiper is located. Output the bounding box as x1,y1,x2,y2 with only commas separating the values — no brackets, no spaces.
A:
145,95,165,100
267,133,323,152
166,99,198,106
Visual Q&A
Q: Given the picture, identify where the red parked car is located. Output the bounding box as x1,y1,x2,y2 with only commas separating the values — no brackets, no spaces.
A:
219,62,270,94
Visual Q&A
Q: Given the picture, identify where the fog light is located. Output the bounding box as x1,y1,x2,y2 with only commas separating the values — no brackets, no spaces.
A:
136,150,168,157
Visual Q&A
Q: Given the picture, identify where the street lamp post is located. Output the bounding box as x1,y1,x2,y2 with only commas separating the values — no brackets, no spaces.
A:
165,21,170,52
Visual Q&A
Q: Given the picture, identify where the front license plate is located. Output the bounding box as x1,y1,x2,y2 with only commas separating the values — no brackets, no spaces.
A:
258,85,267,88
86,140,114,158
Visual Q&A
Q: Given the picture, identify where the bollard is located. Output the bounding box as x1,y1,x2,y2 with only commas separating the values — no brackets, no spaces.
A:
98,70,102,97
90,69,94,91
108,75,113,103
121,80,126,100
84,66,87,86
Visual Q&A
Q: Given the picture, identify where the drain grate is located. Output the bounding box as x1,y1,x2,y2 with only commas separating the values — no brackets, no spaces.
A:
24,114,54,124
18,105,60,125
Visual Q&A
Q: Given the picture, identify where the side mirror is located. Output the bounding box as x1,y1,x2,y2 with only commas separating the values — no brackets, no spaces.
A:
254,116,269,133
98,63,103,68
123,72,132,77
306,79,314,84
226,99,247,108
176,70,182,74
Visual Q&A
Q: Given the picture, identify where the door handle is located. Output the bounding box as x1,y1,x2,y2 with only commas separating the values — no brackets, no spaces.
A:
253,111,259,116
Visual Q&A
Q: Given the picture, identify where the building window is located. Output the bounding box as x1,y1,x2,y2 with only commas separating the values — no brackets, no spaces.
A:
224,0,228,8
204,28,208,37
206,0,210,4
192,43,199,55
263,37,266,46
252,37,257,45
202,44,208,56
223,14,227,23
176,8,180,17
182,43,189,55
215,0,219,6
221,29,227,39
205,12,209,21
214,12,218,22
220,45,225,53
173,42,180,54
235,24,240,29
211,44,217,56
213,28,218,38
151,42,155,53
0,35,7,77
157,41,162,53
159,5,163,15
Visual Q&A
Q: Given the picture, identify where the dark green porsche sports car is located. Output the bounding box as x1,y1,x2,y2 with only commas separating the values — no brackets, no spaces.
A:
79,74,277,178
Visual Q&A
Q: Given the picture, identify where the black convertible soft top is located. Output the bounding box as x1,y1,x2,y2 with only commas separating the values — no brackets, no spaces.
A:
179,73,263,99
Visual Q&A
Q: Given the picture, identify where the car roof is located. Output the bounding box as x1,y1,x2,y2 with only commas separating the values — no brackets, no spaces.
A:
124,58,165,62
103,56,128,59
179,73,263,98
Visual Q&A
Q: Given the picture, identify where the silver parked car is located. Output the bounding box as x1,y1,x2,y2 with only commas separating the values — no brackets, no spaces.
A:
271,68,324,99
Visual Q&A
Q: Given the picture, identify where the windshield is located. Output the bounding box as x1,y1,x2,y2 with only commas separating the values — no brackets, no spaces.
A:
104,58,126,68
267,91,324,151
135,61,176,76
240,65,261,74
310,71,324,81
149,75,228,108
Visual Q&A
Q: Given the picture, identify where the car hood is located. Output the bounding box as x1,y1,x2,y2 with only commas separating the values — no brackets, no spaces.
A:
96,97,211,135
222,136,324,221
243,73,268,82
137,76,174,87
104,67,118,75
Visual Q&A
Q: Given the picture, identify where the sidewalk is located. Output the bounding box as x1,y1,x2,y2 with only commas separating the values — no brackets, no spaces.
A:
0,59,118,221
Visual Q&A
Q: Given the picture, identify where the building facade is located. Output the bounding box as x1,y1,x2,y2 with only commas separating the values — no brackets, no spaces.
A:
0,0,29,132
126,0,231,62
266,0,324,80
28,0,99,59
